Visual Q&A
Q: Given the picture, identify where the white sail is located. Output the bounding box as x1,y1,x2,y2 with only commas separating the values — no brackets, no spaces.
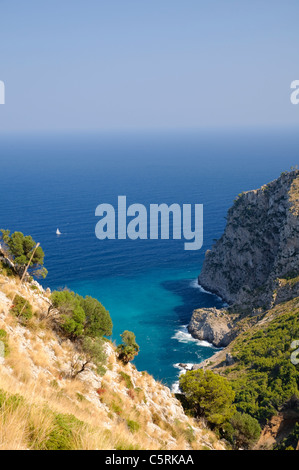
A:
56,228,61,235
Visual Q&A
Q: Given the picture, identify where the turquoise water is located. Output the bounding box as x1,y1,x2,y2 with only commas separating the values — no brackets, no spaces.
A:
68,268,222,386
0,129,298,387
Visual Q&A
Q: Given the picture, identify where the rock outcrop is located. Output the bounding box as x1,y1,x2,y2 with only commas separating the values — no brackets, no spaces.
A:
198,169,299,310
188,308,237,347
188,170,299,347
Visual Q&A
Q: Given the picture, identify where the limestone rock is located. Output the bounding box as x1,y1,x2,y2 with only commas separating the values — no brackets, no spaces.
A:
198,170,299,310
188,307,236,347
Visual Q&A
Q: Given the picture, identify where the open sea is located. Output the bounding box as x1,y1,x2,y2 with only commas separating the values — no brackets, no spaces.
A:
0,128,298,388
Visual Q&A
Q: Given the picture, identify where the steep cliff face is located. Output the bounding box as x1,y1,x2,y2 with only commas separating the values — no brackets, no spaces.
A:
198,170,299,310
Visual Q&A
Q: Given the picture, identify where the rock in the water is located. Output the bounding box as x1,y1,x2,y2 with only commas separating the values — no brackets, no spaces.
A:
178,363,192,370
188,307,236,348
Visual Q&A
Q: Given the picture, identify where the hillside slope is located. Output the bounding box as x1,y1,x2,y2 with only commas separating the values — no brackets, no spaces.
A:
0,268,224,450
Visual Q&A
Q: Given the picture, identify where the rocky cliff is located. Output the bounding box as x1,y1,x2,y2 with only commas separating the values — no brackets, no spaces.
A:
188,308,237,347
185,170,299,449
198,169,299,311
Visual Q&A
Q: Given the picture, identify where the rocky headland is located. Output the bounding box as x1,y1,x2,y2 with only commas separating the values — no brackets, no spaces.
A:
189,169,299,347
186,169,299,449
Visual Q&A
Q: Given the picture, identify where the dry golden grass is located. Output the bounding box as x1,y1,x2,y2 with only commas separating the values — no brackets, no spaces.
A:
0,404,28,450
0,353,220,451
50,342,64,358
0,370,146,450
5,345,32,383
0,272,224,451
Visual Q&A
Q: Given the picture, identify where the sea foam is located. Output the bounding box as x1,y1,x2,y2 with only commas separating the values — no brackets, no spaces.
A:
172,325,214,348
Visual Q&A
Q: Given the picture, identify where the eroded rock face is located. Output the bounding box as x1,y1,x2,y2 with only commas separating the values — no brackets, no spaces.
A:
188,308,236,347
198,170,299,310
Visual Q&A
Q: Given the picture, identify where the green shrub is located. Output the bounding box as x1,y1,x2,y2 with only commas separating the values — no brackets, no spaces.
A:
183,424,195,444
115,441,140,450
117,331,139,364
0,229,47,279
70,337,107,378
79,296,112,337
119,371,133,389
126,419,140,433
96,364,106,376
179,369,236,427
0,329,9,357
111,401,123,416
10,295,33,321
42,413,85,450
50,290,112,340
228,300,299,422
223,412,261,449
0,260,14,277
0,389,24,410
76,393,86,402
82,336,106,366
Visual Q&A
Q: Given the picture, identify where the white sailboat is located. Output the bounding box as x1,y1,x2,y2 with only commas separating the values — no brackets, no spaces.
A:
56,228,62,236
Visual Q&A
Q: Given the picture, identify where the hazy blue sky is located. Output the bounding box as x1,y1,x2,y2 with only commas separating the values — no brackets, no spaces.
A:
0,0,299,132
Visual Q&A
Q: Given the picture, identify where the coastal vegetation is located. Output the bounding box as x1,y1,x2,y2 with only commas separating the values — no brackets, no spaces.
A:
185,171,299,449
226,298,299,423
2,164,299,453
0,229,47,279
10,294,33,322
179,369,261,449
117,330,140,364
179,297,299,449
49,290,113,339
179,369,236,427
182,297,299,448
0,229,224,450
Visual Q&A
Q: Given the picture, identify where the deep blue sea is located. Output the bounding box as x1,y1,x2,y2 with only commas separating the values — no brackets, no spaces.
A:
0,128,298,388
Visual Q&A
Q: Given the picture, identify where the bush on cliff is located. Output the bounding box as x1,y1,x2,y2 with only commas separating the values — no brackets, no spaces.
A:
223,411,261,449
80,295,112,337
117,330,139,364
179,369,235,428
0,329,9,357
71,336,107,377
50,290,112,339
10,295,33,322
0,229,47,279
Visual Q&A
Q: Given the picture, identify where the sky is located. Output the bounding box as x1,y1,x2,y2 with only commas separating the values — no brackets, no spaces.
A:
0,0,299,132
